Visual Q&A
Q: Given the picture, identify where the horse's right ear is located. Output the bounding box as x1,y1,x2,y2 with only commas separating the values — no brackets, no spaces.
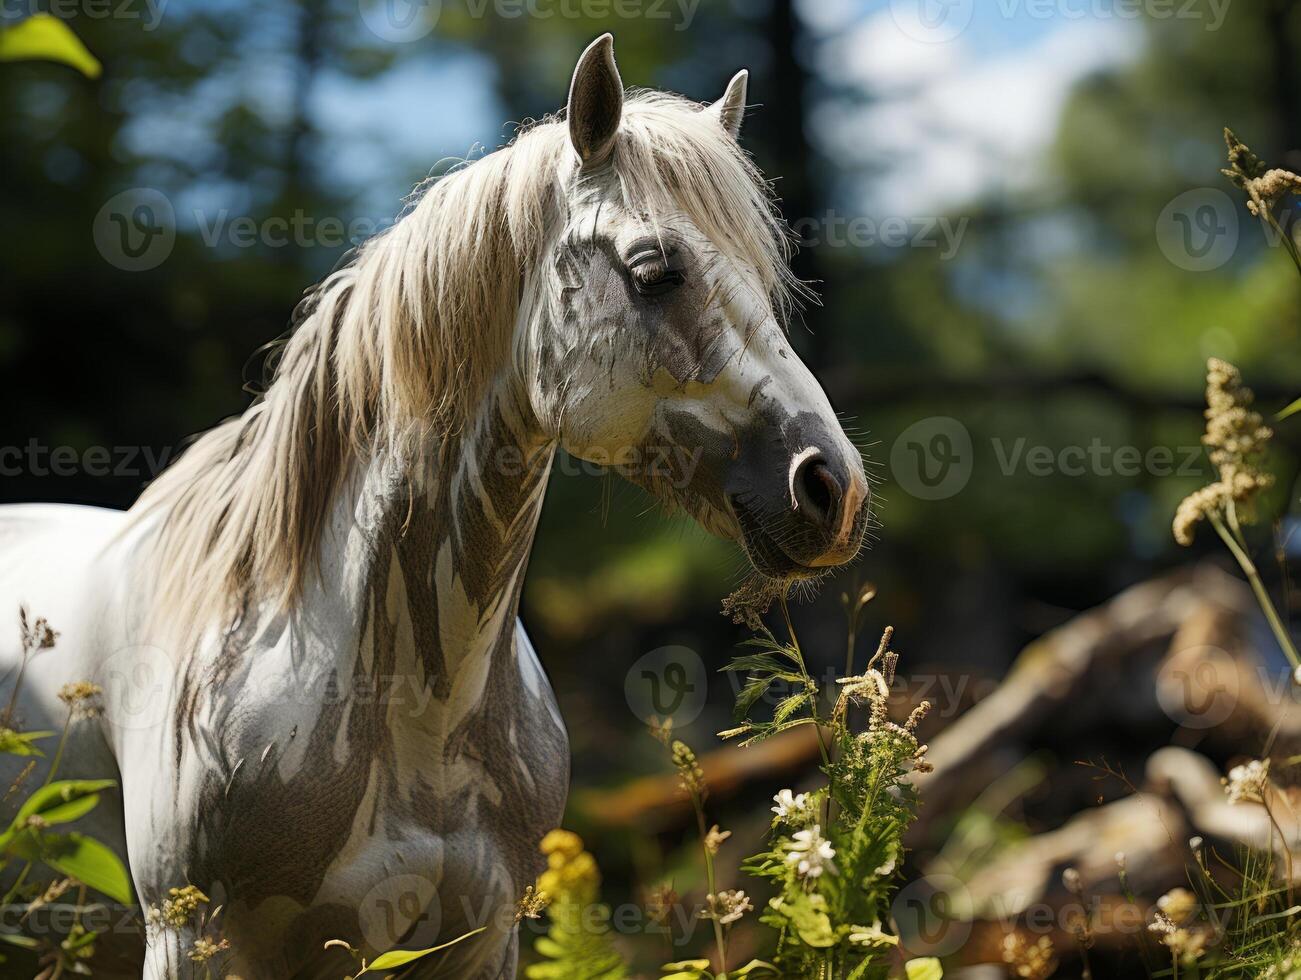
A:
567,33,623,169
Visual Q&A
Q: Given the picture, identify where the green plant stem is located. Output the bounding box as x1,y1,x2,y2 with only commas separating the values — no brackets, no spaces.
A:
43,712,72,788
779,597,830,769
692,797,728,979
1209,511,1301,670
1263,212,1301,277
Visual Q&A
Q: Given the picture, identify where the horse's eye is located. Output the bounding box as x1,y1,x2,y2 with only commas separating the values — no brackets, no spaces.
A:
631,260,685,296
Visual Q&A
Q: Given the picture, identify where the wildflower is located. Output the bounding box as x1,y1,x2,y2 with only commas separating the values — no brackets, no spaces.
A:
515,884,549,922
188,936,230,962
57,680,103,719
706,889,752,925
19,607,58,653
1001,932,1057,980
1156,887,1198,926
1061,867,1082,896
150,885,210,929
1174,359,1273,546
905,700,931,733
1222,128,1301,219
847,921,899,947
836,669,888,700
785,825,837,879
669,741,707,799
1114,851,1126,871
60,922,95,961
703,825,730,855
721,579,780,629
538,830,600,906
643,883,679,925
770,788,813,823
1223,758,1271,804
1149,910,1212,964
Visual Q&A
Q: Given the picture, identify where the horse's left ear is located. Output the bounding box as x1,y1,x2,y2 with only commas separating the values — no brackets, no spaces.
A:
567,33,624,169
708,69,749,140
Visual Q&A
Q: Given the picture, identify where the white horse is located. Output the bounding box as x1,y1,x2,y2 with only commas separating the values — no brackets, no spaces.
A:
0,35,869,978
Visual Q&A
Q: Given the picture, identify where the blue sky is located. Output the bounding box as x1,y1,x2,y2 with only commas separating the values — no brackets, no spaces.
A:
122,0,1150,224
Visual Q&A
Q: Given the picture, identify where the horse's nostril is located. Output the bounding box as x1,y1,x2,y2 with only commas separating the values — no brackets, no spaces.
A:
794,456,843,527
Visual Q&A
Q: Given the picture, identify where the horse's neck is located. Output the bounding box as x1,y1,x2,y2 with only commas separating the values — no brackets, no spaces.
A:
342,377,554,698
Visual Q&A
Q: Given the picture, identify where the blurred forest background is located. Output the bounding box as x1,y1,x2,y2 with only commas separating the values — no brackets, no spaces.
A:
2,0,1299,974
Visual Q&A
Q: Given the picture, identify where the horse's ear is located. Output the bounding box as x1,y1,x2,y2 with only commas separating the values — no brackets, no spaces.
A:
567,33,623,169
708,69,749,140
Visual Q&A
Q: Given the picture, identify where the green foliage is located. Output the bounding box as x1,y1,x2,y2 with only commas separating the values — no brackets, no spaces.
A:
0,611,133,973
0,14,100,78
723,598,931,980
526,830,629,980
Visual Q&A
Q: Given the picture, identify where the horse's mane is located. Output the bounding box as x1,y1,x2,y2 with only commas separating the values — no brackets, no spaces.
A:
130,89,800,643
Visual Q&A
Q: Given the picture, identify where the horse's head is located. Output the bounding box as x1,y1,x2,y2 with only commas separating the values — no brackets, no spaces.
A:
525,35,870,580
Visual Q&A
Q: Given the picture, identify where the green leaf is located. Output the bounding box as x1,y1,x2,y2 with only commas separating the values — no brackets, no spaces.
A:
361,927,486,973
732,960,779,976
0,729,56,756
773,691,811,724
905,957,944,980
769,893,836,948
0,14,101,78
0,931,39,950
1278,396,1301,421
7,831,133,904
0,779,116,848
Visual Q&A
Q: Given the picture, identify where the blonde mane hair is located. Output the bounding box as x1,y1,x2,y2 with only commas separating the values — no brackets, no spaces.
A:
131,89,800,645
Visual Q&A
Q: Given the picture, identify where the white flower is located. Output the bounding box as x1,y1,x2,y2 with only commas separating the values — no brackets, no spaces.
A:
707,889,752,925
771,788,812,821
785,825,837,879
1223,758,1270,804
848,921,899,947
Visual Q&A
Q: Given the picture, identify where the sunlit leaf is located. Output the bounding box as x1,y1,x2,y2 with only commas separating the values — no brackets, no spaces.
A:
0,779,116,847
0,729,56,756
360,927,486,973
905,957,944,980
7,830,133,904
1278,396,1301,421
0,14,100,78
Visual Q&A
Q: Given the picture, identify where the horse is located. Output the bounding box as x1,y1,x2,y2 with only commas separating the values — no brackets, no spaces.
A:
0,34,870,978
